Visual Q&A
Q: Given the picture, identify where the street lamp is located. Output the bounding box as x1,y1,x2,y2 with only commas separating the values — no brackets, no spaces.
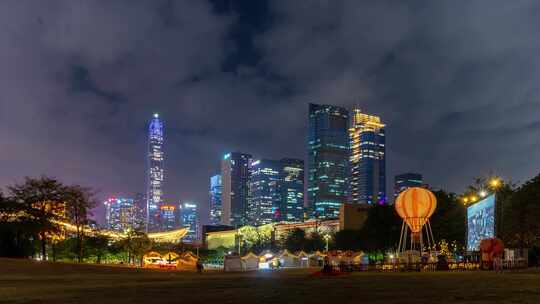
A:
489,178,501,189
323,234,331,252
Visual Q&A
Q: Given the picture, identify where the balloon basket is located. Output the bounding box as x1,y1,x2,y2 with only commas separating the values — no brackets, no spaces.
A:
397,219,436,263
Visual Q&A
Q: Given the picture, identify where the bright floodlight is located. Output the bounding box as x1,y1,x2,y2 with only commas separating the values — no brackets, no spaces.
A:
479,190,487,198
154,113,159,118
490,178,501,188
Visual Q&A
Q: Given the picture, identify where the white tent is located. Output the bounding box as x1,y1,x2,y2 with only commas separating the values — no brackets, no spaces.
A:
309,251,326,267
297,251,310,268
224,255,244,272
242,252,259,271
279,250,300,268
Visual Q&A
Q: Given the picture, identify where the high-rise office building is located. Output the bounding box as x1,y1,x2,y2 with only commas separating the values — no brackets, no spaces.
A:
221,152,252,226
146,113,164,232
349,109,386,205
308,103,349,219
394,173,423,200
160,204,179,231
104,197,136,232
209,174,223,225
180,202,200,242
248,159,281,226
133,193,146,230
278,158,304,222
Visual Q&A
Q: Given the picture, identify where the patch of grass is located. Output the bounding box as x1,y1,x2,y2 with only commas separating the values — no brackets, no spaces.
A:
1,258,539,304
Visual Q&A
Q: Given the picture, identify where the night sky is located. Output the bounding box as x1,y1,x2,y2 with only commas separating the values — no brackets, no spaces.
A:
1,1,540,225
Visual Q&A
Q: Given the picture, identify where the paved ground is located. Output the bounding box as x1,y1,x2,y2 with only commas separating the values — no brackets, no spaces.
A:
1,258,539,304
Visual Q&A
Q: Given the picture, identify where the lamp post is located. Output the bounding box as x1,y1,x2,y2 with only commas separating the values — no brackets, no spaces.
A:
323,234,331,252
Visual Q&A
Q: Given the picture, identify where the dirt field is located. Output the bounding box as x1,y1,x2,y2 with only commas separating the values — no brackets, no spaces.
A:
1,258,539,304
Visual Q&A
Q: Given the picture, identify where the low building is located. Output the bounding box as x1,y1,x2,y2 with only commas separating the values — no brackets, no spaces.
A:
339,203,369,231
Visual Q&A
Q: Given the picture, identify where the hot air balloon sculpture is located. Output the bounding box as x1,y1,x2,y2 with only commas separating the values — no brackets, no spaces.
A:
395,187,437,256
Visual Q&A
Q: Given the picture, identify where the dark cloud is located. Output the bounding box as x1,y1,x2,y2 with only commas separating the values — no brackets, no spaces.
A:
1,0,540,224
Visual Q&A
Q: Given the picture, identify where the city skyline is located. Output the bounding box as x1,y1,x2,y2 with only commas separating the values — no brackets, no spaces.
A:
2,1,537,227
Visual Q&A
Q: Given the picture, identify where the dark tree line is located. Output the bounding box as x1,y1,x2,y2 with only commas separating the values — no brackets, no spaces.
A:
0,176,96,260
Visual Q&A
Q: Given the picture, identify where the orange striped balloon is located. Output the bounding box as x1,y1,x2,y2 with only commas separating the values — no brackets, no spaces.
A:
395,187,437,233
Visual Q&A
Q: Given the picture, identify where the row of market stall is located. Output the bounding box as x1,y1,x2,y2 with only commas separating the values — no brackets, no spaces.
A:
224,250,367,272
143,251,199,270
142,250,368,272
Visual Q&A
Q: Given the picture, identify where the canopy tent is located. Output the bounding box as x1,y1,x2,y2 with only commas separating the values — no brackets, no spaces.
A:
224,255,244,272
162,252,179,268
177,251,198,270
279,250,300,268
327,251,343,266
258,251,276,270
340,251,355,264
297,251,310,268
309,251,326,267
143,251,163,268
352,251,366,264
242,252,259,271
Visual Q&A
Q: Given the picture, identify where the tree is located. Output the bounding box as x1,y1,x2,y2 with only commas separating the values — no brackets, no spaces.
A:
65,185,96,262
357,205,401,251
283,228,306,252
430,190,466,247
501,174,540,248
305,232,325,252
123,230,152,266
333,230,362,251
8,177,68,260
85,235,110,264
0,193,39,257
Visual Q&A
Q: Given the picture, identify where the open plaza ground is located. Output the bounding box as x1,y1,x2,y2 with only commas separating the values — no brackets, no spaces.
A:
1,258,539,304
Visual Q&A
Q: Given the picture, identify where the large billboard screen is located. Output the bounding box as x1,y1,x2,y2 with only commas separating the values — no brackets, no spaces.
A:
467,194,495,251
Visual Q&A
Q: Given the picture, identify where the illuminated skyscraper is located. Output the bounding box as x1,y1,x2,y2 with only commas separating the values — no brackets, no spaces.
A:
180,202,200,242
394,173,423,200
349,109,386,205
278,158,304,222
146,113,164,232
160,204,179,231
221,152,252,226
209,174,222,225
248,159,281,226
308,103,349,219
104,197,136,232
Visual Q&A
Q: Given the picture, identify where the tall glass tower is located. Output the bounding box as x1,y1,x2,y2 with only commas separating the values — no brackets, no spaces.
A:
248,159,281,226
147,113,164,232
209,174,222,225
349,109,386,205
221,152,251,226
308,103,349,219
180,202,200,242
278,158,304,222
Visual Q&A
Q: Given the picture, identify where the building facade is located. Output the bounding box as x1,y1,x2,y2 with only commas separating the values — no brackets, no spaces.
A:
104,197,136,232
394,173,423,200
180,202,200,242
160,204,179,231
221,152,252,226
248,159,281,226
278,158,304,222
209,174,222,225
146,113,164,232
307,103,350,219
349,109,386,205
